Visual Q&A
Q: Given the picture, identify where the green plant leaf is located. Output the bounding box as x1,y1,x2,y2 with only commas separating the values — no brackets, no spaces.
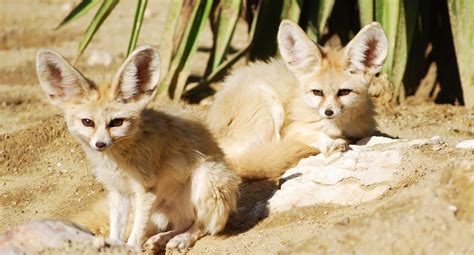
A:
391,0,419,100
159,1,184,79
209,0,242,72
375,0,400,76
357,0,373,26
127,0,148,56
76,0,120,60
249,0,284,60
204,0,262,84
57,0,101,29
158,0,213,99
281,0,303,22
448,0,474,107
306,0,335,41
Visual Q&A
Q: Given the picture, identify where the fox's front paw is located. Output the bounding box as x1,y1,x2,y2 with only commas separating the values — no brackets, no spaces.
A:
328,138,348,154
143,233,170,254
166,233,195,253
317,138,348,156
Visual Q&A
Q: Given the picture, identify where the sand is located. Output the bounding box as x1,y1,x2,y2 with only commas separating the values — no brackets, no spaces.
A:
1,1,473,254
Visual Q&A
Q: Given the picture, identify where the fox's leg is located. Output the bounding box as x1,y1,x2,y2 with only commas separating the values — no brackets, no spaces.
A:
166,222,203,252
286,125,348,155
143,198,194,253
309,132,348,154
143,224,191,253
108,190,130,242
127,190,157,248
165,161,240,252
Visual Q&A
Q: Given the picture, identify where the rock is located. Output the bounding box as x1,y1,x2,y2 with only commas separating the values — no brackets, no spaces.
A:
456,139,474,149
262,136,435,215
0,220,134,254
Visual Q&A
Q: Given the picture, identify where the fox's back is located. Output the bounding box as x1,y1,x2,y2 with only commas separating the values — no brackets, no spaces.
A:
101,102,224,184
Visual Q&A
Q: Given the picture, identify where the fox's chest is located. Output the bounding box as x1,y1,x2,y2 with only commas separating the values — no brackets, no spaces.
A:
84,148,138,195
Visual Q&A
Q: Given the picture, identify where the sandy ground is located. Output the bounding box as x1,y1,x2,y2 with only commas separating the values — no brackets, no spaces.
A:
1,1,474,254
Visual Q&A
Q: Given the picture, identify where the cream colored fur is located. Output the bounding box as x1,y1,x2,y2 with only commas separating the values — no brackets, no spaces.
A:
36,46,240,253
207,20,388,180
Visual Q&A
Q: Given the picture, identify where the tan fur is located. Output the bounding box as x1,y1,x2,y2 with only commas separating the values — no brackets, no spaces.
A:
207,20,388,180
36,46,240,253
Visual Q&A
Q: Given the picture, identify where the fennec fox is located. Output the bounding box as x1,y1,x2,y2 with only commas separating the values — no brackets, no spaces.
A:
36,45,240,252
207,20,388,180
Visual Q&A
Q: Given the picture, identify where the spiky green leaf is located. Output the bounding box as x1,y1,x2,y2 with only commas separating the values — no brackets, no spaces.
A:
205,0,262,84
127,0,148,56
158,0,213,99
448,0,474,107
375,0,400,76
281,0,303,22
57,0,101,29
159,1,184,78
210,0,242,71
357,0,373,26
76,0,120,59
306,0,335,41
391,0,419,100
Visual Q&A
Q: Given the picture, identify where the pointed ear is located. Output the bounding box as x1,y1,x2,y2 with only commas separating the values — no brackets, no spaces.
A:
111,45,161,106
278,19,322,76
343,22,388,74
36,50,94,107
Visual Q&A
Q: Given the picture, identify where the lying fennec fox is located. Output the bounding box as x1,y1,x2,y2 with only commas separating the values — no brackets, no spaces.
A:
36,45,240,252
207,20,388,180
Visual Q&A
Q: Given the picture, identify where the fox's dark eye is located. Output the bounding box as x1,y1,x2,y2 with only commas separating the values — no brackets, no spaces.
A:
312,90,324,96
81,119,94,127
337,89,352,96
109,118,124,127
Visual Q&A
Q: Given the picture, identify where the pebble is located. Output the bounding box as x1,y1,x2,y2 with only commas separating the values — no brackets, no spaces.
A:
447,204,458,213
92,236,106,248
456,139,474,149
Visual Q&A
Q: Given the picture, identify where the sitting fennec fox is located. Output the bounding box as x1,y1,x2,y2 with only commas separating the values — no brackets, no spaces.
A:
207,20,388,180
36,45,240,252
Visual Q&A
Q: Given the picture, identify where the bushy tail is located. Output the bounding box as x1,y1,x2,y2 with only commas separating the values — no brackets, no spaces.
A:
191,161,241,235
228,137,317,180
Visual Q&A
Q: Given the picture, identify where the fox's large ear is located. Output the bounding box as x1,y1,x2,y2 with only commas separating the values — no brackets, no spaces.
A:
343,22,388,74
36,50,94,107
278,20,322,76
112,45,160,106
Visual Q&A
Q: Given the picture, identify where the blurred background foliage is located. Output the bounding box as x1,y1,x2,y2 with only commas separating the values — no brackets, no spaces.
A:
58,0,472,107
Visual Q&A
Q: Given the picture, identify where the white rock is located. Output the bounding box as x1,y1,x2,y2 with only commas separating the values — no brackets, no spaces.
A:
356,136,398,146
456,139,474,149
262,136,432,215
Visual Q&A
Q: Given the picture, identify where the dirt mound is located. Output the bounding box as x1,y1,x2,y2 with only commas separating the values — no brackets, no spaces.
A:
1,1,473,254
0,115,105,231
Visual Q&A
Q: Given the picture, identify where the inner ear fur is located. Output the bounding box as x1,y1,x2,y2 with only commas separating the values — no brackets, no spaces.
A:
343,22,388,74
112,45,161,104
36,49,95,106
277,19,323,75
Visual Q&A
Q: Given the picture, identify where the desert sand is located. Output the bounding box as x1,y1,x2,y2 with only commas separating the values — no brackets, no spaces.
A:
1,1,473,254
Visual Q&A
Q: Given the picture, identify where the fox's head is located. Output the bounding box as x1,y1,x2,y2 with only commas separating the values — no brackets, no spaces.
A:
278,20,387,119
36,45,161,151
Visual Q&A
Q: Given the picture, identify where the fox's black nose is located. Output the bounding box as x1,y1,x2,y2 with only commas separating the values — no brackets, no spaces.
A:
95,142,107,149
324,109,334,116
